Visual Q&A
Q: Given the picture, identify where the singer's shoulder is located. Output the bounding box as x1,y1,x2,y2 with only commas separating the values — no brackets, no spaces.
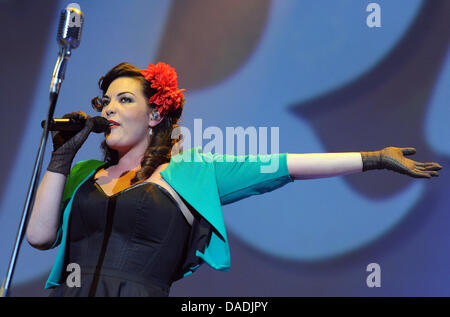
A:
70,160,106,177
168,146,213,165
63,160,106,199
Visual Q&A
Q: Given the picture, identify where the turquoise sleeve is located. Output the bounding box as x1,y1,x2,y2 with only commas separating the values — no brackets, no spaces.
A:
212,152,294,205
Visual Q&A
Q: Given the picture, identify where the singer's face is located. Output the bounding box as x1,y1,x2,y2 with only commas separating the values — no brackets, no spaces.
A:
101,77,153,153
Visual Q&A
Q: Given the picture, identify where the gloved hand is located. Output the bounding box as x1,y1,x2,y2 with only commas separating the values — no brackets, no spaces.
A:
47,111,94,176
361,147,443,179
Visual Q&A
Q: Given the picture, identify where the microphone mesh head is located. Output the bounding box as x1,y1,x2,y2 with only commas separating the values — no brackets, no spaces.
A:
92,117,110,133
66,3,81,10
57,11,66,40
57,4,84,49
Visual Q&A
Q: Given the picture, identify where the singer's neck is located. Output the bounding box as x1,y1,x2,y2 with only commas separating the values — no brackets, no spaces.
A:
115,135,150,172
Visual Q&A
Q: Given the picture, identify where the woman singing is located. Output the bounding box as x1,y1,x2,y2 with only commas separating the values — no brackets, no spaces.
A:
26,62,443,297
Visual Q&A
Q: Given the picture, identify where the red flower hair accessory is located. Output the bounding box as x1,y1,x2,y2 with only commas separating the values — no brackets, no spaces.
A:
139,62,186,117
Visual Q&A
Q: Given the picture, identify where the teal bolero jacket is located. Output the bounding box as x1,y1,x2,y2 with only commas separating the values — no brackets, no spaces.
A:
45,147,294,289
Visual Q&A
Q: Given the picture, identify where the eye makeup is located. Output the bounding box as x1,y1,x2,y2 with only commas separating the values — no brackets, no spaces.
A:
101,91,136,107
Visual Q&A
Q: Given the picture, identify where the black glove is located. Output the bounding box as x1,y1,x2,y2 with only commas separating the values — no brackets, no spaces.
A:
361,147,442,179
47,111,94,176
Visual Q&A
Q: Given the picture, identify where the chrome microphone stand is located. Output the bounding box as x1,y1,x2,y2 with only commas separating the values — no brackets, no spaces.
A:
0,39,74,298
0,3,84,296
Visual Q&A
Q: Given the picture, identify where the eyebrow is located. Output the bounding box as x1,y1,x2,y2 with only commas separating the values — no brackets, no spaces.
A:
103,91,136,99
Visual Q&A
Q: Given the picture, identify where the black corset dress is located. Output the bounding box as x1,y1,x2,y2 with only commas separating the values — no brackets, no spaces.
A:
48,173,195,297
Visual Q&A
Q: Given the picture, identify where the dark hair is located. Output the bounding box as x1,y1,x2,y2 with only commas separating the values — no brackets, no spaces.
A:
91,62,185,184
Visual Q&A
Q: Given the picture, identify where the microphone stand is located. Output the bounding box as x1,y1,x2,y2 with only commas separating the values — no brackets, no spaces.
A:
0,46,72,297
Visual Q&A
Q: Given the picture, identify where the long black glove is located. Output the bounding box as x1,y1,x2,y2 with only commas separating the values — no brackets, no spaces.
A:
361,147,442,179
47,111,94,176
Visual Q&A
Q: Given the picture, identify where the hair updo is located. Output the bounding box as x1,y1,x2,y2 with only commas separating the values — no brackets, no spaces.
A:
91,62,185,184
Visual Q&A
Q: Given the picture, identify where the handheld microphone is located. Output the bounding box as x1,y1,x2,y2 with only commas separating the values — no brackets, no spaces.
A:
57,3,84,50
41,116,110,133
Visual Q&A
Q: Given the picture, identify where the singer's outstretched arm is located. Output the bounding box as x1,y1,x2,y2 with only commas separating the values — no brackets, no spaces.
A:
286,147,442,180
286,152,363,180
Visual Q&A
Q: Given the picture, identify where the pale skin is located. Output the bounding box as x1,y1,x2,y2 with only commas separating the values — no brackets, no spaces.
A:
26,77,441,250
286,152,363,180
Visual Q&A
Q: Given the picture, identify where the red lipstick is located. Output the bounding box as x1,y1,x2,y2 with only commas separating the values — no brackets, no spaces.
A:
108,120,120,128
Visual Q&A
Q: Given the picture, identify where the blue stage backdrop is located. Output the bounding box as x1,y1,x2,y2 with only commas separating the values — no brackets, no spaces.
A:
0,0,448,296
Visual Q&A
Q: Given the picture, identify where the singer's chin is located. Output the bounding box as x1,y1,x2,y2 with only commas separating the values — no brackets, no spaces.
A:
104,135,122,151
